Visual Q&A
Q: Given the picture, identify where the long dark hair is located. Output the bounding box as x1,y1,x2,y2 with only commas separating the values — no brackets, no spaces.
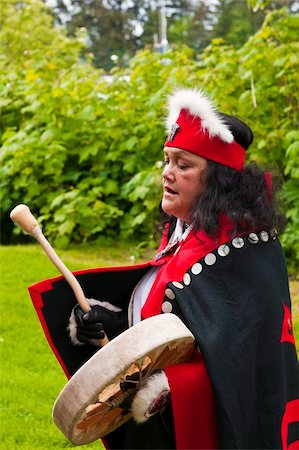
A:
193,161,285,236
159,113,285,238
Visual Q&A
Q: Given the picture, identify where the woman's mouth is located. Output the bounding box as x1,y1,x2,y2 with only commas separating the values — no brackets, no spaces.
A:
164,186,178,196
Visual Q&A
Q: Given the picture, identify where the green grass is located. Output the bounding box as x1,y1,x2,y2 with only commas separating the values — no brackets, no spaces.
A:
0,244,298,449
0,243,151,450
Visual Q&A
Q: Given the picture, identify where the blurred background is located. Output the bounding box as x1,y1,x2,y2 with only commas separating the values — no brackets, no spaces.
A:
1,0,298,271
0,1,298,447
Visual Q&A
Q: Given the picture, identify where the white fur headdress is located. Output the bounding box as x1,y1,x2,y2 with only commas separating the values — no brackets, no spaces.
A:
165,89,234,144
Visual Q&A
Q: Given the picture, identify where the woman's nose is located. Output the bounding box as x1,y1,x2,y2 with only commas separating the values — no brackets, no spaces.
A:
162,163,174,180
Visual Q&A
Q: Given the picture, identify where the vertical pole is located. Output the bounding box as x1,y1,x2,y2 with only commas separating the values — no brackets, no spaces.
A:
160,0,168,53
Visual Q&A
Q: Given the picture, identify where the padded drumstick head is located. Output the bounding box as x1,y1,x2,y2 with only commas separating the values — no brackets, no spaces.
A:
10,204,40,236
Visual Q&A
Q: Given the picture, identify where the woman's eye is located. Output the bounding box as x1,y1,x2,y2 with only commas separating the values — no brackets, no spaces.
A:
178,163,189,170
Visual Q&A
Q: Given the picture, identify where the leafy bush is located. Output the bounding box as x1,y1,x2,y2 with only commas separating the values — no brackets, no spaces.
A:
1,1,298,271
0,0,195,247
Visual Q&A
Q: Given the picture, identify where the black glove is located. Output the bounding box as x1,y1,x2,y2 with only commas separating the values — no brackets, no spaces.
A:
69,300,128,346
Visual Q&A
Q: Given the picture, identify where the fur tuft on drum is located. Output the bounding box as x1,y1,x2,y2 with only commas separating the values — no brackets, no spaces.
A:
52,314,195,445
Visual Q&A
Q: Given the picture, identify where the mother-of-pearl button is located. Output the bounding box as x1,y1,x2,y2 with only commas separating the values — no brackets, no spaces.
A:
191,263,202,275
259,231,269,242
248,233,259,244
162,301,173,313
218,244,230,257
172,281,184,289
165,288,175,300
232,237,244,248
183,273,191,286
204,253,216,265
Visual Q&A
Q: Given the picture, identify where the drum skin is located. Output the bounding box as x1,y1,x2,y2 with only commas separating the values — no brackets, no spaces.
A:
52,313,195,445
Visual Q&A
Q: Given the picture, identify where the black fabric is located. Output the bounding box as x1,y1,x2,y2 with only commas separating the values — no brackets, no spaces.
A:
32,234,298,449
165,236,299,449
123,405,175,449
167,218,177,240
40,267,149,375
103,406,175,450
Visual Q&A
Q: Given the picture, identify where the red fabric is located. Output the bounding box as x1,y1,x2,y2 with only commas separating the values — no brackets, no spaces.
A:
281,399,299,450
165,351,218,449
280,302,297,348
164,109,245,171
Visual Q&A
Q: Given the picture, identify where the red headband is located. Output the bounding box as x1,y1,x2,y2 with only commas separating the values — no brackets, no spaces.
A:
164,90,246,171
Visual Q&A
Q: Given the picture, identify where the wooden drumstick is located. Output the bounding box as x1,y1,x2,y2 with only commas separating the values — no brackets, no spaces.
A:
10,204,109,346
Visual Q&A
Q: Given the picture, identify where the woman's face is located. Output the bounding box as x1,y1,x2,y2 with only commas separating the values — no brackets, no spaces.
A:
162,147,207,222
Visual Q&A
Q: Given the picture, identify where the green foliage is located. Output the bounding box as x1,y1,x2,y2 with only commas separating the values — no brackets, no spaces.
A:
184,8,299,269
280,130,299,271
211,0,265,48
0,1,298,270
50,1,267,68
53,0,193,69
0,0,193,247
247,0,298,12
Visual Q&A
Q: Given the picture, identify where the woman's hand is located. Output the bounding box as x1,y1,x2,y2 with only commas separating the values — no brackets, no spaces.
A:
68,299,128,346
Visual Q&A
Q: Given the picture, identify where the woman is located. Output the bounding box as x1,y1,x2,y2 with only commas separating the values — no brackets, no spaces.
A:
30,89,299,449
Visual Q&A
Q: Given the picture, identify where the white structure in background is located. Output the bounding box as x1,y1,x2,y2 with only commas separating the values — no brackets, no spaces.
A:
160,0,169,53
154,0,169,54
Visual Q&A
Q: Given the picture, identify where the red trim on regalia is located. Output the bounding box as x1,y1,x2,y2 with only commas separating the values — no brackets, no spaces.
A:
281,399,299,450
29,287,71,378
28,262,151,299
280,302,296,349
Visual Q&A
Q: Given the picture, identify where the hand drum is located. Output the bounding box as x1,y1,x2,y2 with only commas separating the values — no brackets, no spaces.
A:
52,313,195,445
